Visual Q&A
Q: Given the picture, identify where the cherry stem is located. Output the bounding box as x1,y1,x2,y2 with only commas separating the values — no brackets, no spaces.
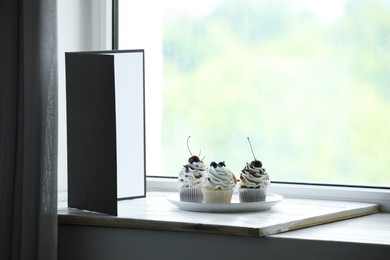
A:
247,137,257,161
187,136,194,156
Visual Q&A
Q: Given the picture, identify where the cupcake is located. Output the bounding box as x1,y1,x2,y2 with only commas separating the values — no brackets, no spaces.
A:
202,161,237,203
178,161,206,202
178,136,206,202
239,138,270,202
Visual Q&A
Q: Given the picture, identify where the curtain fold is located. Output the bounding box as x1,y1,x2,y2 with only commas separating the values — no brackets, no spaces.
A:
0,0,58,259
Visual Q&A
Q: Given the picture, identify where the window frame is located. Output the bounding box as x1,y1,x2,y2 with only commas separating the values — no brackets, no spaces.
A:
62,0,388,213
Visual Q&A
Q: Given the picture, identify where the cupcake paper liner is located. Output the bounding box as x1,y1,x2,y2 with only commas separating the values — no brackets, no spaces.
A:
202,188,233,203
239,188,267,202
179,187,204,203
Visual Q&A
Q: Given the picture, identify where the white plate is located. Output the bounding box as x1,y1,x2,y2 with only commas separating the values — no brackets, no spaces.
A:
167,193,283,213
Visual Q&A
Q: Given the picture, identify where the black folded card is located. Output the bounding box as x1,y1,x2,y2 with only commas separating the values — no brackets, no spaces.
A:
65,50,146,215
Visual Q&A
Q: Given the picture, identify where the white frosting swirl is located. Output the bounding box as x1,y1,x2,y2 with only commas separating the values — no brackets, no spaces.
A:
203,165,235,190
240,163,270,188
178,161,206,188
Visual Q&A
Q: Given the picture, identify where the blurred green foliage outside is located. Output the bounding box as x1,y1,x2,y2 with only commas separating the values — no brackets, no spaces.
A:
160,0,390,187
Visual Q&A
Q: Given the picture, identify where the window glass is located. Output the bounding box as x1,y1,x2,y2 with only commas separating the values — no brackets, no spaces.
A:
118,0,390,187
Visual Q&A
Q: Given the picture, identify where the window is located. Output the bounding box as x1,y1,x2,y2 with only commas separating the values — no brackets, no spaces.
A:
117,0,390,188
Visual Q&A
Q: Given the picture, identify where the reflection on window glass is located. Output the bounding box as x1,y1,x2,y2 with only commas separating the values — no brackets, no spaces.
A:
119,0,390,187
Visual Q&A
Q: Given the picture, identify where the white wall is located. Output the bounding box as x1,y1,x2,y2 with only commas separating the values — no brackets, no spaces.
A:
57,0,111,197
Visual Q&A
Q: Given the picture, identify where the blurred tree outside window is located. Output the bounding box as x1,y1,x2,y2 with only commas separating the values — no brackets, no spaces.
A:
118,0,390,187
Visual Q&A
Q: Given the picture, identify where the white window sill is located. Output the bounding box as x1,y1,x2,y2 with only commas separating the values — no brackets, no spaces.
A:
58,177,390,249
273,212,390,246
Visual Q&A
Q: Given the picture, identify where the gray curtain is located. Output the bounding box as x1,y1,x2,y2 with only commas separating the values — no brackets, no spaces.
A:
0,0,58,259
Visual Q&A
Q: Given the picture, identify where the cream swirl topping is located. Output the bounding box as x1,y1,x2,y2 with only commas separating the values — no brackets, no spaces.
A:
203,164,236,190
178,161,206,188
240,163,270,188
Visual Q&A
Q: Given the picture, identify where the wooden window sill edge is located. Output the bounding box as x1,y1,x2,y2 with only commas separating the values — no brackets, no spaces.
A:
58,191,390,246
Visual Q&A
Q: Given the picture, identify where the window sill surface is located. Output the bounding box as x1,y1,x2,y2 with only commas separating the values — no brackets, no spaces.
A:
57,191,388,245
273,212,390,245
